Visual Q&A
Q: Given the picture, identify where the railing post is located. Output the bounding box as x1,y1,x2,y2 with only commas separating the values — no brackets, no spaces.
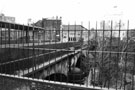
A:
26,25,30,43
8,23,11,44
68,55,73,72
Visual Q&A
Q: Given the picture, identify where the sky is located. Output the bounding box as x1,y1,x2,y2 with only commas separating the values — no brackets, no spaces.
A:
0,0,135,28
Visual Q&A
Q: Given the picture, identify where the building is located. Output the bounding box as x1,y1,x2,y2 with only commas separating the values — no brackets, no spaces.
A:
34,17,62,42
61,25,88,42
0,13,16,42
0,13,15,23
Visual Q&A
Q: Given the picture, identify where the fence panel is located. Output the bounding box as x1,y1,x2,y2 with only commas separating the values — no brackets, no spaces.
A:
0,21,135,90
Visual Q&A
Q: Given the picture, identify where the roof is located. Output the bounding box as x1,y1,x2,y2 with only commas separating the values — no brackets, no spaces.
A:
62,25,87,31
0,21,44,31
34,20,42,27
34,18,61,29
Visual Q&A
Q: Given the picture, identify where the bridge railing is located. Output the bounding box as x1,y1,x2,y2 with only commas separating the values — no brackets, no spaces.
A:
0,73,106,90
0,21,135,90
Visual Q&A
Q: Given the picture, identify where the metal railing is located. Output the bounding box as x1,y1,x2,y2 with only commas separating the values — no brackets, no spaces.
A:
0,20,135,90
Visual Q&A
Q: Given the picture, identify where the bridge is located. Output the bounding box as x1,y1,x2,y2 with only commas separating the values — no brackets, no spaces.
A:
0,21,134,90
0,41,96,90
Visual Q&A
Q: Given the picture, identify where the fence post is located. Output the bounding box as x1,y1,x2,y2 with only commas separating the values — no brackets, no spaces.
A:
8,23,10,44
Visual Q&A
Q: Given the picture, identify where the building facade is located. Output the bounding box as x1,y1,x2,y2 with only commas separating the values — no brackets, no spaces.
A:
0,14,16,43
34,17,62,42
0,13,15,23
61,25,88,42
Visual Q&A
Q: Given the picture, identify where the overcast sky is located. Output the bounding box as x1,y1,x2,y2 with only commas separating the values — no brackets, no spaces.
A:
0,0,135,28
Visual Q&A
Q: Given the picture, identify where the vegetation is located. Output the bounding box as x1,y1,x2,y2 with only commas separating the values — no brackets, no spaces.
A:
82,30,135,89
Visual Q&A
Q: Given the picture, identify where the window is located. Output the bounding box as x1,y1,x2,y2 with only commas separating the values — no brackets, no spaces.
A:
73,37,76,41
63,36,66,38
68,37,70,41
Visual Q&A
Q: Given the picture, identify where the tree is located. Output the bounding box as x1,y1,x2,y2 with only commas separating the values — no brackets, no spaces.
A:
87,34,124,87
94,30,135,88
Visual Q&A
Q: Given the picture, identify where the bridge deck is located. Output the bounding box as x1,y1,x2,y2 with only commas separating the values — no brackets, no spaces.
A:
0,42,85,75
16,47,86,76
20,51,77,76
0,42,71,48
